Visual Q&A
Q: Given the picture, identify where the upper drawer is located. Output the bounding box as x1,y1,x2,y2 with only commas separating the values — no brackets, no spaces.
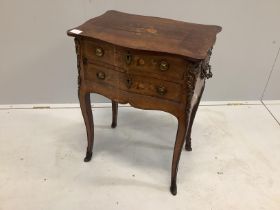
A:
115,49,189,81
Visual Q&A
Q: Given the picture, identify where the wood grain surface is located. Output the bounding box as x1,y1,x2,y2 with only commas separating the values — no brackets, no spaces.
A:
68,10,221,59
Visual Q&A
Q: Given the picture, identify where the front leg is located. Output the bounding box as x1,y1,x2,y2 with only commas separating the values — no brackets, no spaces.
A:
185,84,205,151
78,88,94,162
111,100,118,128
170,113,189,195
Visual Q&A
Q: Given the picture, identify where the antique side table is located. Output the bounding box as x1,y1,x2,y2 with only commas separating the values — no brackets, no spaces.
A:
67,10,221,195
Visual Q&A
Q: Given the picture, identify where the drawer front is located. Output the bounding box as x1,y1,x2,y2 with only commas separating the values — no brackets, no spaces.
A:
84,63,125,90
83,39,115,65
115,48,188,81
84,64,182,102
124,73,182,102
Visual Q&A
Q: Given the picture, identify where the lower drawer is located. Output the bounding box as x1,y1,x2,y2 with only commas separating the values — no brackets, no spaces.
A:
84,63,183,102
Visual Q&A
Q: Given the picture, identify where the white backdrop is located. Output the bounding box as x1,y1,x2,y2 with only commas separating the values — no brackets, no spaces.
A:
0,0,279,104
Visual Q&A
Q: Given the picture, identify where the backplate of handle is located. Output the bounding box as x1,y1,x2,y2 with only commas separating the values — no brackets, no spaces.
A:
126,77,133,88
125,52,133,65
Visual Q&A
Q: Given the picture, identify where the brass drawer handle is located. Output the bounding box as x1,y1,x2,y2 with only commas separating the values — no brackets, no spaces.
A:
156,86,167,95
137,58,145,66
96,71,106,80
159,60,169,71
125,52,133,65
95,47,104,57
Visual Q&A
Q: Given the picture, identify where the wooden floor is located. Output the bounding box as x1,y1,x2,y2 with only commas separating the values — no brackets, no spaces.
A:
0,101,280,210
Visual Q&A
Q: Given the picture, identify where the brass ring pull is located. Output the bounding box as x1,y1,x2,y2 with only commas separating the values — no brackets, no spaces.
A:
137,58,145,66
96,71,106,80
95,47,104,57
159,60,169,71
156,86,167,95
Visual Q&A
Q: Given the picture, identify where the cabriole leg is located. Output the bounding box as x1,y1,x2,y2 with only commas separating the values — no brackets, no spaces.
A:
78,89,94,162
170,113,189,195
